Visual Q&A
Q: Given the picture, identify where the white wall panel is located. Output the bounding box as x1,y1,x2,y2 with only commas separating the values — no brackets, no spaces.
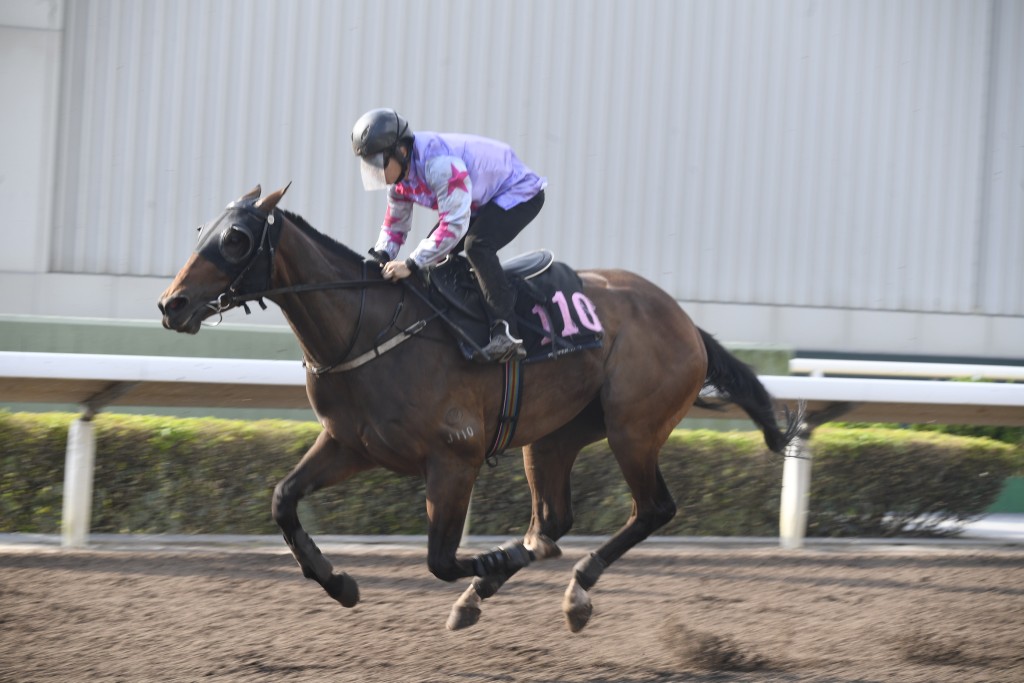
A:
48,0,1024,322
0,19,62,273
977,0,1024,316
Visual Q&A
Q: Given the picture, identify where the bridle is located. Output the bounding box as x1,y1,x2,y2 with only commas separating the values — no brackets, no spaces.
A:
200,205,280,322
194,202,428,374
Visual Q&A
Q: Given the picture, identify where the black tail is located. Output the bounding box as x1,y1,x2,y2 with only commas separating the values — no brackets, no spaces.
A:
697,328,801,453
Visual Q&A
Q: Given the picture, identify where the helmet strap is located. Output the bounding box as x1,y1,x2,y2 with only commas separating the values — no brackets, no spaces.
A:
391,143,411,184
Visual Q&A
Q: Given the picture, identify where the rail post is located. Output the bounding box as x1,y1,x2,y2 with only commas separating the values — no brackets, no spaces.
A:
779,421,812,549
61,417,96,548
778,403,853,549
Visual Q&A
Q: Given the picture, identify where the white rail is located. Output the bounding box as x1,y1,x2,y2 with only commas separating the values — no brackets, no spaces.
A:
2,352,1023,550
791,357,1024,381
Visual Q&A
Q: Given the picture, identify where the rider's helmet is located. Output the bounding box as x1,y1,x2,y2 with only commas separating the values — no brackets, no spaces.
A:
351,108,414,190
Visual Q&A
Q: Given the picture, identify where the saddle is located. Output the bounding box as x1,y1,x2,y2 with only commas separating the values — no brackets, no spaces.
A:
423,249,604,363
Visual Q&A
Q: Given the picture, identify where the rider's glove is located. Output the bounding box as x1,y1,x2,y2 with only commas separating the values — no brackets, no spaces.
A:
367,248,390,265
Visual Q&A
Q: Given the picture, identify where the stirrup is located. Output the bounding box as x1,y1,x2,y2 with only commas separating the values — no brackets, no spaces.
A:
476,321,525,363
492,320,523,345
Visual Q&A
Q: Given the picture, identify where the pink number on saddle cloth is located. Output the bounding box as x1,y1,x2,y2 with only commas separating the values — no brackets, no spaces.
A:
532,290,603,346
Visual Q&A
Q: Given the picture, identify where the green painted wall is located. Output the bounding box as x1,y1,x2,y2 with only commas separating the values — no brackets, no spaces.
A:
988,476,1024,513
720,342,792,376
0,315,301,359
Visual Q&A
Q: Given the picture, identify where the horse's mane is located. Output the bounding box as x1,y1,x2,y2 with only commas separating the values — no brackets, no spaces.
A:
280,209,366,264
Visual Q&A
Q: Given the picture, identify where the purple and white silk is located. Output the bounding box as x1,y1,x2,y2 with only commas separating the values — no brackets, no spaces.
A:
373,132,547,267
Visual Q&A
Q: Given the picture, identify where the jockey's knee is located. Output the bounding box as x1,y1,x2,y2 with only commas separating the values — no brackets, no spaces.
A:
463,232,490,257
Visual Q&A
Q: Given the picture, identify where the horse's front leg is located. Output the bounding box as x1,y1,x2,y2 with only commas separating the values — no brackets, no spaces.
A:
272,430,373,607
447,425,595,631
419,452,533,628
445,534,559,631
422,452,481,584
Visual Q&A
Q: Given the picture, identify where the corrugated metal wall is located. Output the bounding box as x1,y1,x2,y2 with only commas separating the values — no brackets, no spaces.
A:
51,0,1024,316
978,0,1024,316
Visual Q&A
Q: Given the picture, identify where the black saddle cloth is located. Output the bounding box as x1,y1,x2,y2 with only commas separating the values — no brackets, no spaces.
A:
423,249,604,363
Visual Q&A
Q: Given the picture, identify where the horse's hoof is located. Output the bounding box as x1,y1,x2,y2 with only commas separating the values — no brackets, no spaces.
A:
564,601,593,633
562,579,593,633
447,585,483,631
446,603,481,631
324,571,359,607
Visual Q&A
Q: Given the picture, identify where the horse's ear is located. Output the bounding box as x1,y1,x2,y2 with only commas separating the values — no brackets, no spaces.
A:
256,182,291,213
231,185,262,207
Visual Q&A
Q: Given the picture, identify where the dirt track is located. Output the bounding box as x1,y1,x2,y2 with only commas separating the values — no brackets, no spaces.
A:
2,540,1023,682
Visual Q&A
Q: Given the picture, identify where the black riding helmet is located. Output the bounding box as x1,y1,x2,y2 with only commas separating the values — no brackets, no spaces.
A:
352,108,414,190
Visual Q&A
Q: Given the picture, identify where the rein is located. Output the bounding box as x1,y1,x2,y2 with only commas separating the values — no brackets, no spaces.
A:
232,277,390,300
201,207,486,373
203,209,429,374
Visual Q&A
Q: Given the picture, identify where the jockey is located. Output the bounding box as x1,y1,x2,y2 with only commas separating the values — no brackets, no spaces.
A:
351,108,547,363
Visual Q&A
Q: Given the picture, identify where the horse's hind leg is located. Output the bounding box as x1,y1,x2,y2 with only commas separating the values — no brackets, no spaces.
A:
448,413,600,631
272,430,373,607
559,309,705,632
563,432,678,633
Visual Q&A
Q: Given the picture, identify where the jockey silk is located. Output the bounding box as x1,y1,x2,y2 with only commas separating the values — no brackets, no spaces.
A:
373,132,547,267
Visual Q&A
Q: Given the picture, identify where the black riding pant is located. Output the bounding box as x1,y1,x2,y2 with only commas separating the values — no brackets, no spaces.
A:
451,190,545,327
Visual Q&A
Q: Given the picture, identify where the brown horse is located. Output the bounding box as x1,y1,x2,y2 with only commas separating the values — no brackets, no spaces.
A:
158,185,797,632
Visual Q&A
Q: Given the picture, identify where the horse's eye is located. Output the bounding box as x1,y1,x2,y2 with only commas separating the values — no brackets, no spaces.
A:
219,225,254,263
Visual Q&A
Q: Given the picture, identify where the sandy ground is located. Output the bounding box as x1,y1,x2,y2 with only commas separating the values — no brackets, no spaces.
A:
1,537,1023,683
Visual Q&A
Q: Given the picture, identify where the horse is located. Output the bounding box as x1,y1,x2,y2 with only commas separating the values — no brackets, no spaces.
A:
158,184,798,633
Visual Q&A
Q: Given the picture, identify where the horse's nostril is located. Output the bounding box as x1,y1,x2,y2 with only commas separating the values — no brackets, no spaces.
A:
161,296,188,313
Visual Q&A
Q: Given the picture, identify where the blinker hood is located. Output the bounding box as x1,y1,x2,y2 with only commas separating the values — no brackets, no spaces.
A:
195,199,282,296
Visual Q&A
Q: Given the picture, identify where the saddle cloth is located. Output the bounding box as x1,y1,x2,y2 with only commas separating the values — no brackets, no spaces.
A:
424,250,604,363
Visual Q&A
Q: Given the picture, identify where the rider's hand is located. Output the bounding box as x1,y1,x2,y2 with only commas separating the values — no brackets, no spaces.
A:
382,260,412,281
368,248,391,265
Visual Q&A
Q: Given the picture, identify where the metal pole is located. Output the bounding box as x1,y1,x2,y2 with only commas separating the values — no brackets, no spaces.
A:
61,417,96,548
779,426,811,550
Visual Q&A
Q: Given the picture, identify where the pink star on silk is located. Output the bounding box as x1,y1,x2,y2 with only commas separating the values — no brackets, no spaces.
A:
447,164,469,195
433,223,456,246
432,210,456,245
383,206,397,227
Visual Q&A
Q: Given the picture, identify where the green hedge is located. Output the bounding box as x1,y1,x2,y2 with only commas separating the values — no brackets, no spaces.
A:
837,422,1024,475
1,412,1017,537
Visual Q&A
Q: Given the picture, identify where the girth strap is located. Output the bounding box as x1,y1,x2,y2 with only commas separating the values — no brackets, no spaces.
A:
485,359,524,464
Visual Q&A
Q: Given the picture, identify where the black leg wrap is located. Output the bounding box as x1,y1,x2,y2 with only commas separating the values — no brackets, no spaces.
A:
573,551,608,591
472,540,535,578
471,575,504,600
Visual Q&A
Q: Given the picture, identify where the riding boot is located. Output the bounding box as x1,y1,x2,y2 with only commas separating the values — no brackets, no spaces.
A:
479,318,526,363
468,251,526,363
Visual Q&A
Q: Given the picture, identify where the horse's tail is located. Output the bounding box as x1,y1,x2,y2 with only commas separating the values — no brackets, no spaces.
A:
696,328,802,454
